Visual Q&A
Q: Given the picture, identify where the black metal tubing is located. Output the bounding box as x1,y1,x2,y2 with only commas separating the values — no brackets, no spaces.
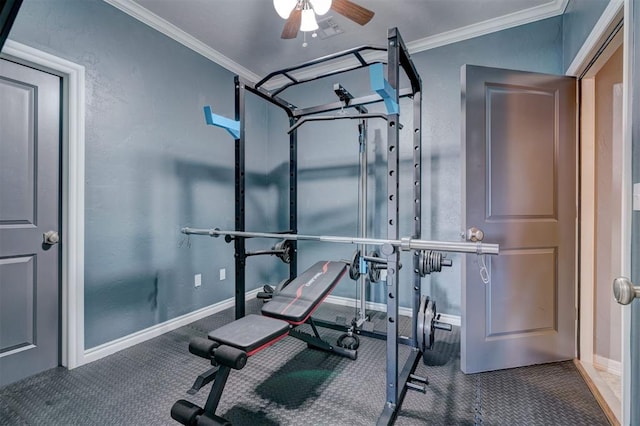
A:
255,45,387,92
287,113,392,134
411,89,423,360
293,88,414,118
289,115,298,280
384,26,402,419
244,249,284,257
242,80,295,117
203,365,232,415
187,366,218,395
0,0,22,52
311,317,415,346
377,351,422,426
389,27,422,94
234,76,246,320
377,27,424,425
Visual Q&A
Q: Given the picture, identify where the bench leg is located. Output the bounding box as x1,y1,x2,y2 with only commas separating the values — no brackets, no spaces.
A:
187,366,219,395
203,365,232,415
289,319,357,360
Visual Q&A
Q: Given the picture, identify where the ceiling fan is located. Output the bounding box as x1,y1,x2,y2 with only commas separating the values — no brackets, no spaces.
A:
274,0,375,40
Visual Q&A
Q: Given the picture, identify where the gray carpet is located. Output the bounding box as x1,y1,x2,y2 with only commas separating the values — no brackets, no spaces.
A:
0,299,608,425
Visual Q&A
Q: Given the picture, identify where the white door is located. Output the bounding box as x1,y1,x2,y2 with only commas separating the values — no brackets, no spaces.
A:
461,65,577,374
0,58,61,387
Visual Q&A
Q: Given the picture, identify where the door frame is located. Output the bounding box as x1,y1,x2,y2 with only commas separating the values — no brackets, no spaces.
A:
1,40,86,370
566,0,633,424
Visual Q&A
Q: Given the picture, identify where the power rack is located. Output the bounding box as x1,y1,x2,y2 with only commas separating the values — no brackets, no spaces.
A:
217,27,426,424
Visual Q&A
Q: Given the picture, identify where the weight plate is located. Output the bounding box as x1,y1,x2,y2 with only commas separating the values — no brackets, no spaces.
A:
417,295,427,351
274,240,292,264
418,250,426,277
349,250,361,280
424,298,436,350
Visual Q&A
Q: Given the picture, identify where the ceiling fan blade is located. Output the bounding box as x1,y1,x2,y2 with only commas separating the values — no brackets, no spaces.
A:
281,8,301,39
331,0,374,26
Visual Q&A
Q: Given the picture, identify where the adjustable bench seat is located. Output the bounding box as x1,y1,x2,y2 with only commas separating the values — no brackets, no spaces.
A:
207,314,290,356
261,260,346,324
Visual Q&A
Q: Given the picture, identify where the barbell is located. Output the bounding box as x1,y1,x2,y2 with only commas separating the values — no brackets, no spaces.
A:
181,227,499,256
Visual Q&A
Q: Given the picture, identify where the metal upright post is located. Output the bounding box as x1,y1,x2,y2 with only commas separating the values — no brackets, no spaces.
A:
412,90,423,346
358,119,368,326
289,117,298,279
234,77,246,319
381,28,401,424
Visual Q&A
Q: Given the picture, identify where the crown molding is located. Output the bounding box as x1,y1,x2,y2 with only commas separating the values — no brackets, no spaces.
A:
407,0,569,53
104,0,569,91
102,0,261,83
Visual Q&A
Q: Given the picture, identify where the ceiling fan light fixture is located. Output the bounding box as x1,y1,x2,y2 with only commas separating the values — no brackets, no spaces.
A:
310,0,332,15
273,0,298,19
300,8,319,32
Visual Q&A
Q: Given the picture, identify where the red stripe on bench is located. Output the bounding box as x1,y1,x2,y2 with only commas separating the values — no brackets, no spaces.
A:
246,331,290,357
285,263,346,326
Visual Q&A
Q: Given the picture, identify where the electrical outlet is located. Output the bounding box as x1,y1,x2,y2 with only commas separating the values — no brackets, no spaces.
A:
194,273,202,287
219,268,226,281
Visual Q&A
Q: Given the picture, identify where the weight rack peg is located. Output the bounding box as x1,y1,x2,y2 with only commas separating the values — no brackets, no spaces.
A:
244,240,292,264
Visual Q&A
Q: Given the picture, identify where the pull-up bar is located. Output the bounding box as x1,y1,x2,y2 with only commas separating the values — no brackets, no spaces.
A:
181,227,499,256
287,113,401,134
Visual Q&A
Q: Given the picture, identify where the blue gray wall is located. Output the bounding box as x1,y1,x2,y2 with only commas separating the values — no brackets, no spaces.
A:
6,0,610,349
9,0,273,349
562,0,611,71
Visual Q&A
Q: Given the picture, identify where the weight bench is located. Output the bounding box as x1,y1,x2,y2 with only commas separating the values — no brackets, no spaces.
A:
171,260,351,426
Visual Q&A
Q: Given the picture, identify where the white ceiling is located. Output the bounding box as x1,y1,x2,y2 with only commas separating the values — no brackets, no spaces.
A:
106,0,568,82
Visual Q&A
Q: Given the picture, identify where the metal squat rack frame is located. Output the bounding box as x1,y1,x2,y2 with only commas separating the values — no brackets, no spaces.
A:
223,28,423,425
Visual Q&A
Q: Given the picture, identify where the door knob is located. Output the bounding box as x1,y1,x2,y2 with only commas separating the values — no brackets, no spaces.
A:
466,227,484,242
43,230,60,245
612,276,640,305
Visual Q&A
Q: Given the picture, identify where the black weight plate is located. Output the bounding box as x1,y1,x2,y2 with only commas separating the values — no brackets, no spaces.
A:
349,250,361,280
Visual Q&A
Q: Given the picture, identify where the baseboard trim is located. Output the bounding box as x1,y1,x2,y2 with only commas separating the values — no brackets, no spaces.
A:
574,359,621,425
82,289,260,365
80,290,460,365
593,354,623,376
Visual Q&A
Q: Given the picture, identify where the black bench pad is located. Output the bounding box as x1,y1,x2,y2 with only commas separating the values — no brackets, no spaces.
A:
261,261,346,324
208,314,289,355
